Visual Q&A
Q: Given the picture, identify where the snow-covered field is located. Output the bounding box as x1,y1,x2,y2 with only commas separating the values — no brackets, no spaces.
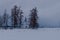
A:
0,28,60,40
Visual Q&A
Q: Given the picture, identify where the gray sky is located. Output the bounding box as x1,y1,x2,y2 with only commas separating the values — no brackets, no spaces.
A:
0,0,60,27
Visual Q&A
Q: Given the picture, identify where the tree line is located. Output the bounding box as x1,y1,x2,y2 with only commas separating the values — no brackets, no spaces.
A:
0,5,39,29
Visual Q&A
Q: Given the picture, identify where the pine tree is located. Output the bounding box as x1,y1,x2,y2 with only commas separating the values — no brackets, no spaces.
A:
0,16,3,28
11,5,23,28
18,7,23,28
24,17,28,28
11,5,18,28
3,10,9,29
29,7,39,29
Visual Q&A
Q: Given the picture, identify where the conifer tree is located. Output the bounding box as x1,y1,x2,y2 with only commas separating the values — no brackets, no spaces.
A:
11,5,18,28
0,16,3,27
3,10,9,28
24,17,28,28
29,7,39,29
18,7,23,28
11,5,23,28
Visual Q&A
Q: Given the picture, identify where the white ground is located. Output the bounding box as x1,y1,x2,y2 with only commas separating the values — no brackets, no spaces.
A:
0,28,60,40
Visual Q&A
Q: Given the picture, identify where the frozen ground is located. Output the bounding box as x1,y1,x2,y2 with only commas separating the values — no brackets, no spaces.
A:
0,28,60,40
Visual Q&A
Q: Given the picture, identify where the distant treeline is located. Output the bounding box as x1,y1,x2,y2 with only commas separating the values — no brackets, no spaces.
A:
0,5,39,29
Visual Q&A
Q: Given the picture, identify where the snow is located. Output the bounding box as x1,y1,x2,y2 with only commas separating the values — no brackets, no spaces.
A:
0,28,60,40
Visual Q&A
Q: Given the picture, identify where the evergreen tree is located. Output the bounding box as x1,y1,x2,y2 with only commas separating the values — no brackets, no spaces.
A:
29,7,39,29
11,5,23,28
11,5,18,28
0,16,3,28
24,17,28,28
3,10,9,28
18,7,23,28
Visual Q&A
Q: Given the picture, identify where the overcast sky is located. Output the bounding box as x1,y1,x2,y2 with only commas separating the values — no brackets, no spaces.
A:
0,0,60,27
